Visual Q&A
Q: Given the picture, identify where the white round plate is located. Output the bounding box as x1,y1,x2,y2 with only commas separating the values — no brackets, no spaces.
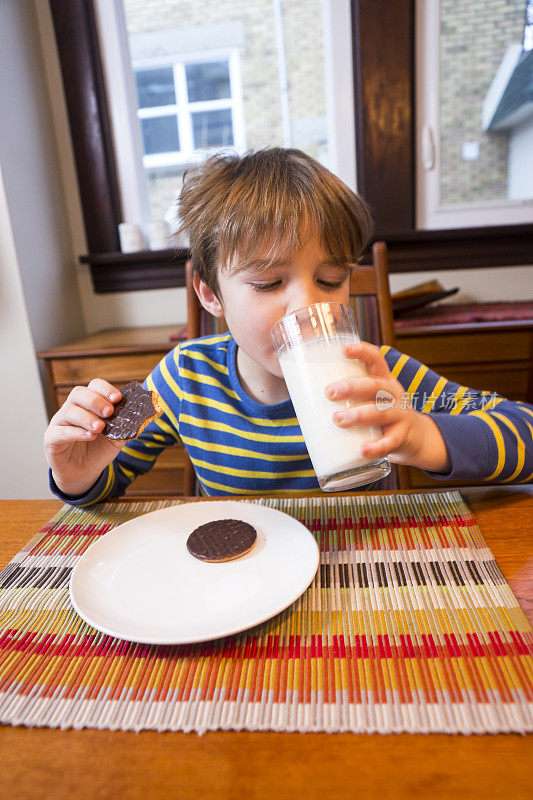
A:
69,501,319,644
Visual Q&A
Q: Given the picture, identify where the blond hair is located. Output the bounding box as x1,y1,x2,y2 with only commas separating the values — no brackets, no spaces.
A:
175,147,373,294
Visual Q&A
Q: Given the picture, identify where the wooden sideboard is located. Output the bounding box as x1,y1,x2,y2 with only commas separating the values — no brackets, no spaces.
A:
395,319,533,403
396,317,533,488
38,325,187,498
38,317,533,495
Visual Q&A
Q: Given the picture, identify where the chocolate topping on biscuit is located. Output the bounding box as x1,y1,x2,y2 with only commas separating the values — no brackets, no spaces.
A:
186,519,257,563
104,381,162,440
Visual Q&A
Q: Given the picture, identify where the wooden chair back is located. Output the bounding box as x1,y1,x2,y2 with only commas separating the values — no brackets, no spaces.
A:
348,241,396,348
182,242,409,493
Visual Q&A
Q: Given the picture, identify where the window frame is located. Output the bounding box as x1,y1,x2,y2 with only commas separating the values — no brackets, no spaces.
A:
416,0,533,229
351,0,532,266
48,0,533,294
134,50,245,168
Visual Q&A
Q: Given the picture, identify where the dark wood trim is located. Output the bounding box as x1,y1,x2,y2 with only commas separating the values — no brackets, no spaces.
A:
79,223,532,292
48,0,122,253
361,225,533,271
79,249,188,292
352,0,415,231
80,248,188,266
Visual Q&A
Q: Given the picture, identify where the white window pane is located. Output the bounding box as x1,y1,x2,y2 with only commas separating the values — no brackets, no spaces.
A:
141,116,180,154
135,66,176,108
439,0,531,206
186,61,231,102
191,109,234,148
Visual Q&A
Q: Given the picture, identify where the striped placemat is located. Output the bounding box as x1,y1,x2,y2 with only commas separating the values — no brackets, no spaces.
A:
0,492,531,734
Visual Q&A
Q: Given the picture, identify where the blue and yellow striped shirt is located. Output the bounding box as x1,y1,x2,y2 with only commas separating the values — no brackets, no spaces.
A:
52,333,533,504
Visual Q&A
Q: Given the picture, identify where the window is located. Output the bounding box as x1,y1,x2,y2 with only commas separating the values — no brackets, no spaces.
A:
132,52,244,220
94,0,355,233
133,57,242,161
416,0,533,229
49,0,532,290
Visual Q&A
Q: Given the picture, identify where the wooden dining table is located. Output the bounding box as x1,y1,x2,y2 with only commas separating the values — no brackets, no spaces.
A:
0,486,531,800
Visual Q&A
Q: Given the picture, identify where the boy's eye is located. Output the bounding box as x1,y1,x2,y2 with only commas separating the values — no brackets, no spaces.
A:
318,279,345,288
250,281,281,292
317,272,350,288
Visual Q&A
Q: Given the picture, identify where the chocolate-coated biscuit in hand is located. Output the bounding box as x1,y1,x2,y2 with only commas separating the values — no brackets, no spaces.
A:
103,381,163,440
186,519,257,563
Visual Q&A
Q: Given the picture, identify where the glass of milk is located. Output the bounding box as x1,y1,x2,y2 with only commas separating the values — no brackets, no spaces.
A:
271,302,391,491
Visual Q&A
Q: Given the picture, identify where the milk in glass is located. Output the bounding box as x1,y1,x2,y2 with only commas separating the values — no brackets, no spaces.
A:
272,302,390,490
278,335,382,481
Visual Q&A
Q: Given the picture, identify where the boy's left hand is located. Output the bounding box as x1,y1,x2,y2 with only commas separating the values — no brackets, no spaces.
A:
324,341,451,473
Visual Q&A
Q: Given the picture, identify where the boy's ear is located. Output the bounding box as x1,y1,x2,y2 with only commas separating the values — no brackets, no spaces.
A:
192,274,224,318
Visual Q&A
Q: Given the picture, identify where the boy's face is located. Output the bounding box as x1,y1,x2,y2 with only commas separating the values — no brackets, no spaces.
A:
195,235,351,402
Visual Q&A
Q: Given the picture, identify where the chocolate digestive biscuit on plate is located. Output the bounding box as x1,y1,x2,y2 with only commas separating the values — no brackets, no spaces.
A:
103,381,163,440
186,519,257,563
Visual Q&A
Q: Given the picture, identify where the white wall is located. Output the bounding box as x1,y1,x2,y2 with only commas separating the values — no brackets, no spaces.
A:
0,167,50,498
0,0,89,499
0,0,85,353
390,265,533,302
75,271,186,333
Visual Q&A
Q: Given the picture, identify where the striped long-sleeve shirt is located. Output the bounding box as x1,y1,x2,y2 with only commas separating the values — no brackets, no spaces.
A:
51,333,533,504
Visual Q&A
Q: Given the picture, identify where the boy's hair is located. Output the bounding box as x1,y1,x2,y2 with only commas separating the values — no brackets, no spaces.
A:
175,147,373,295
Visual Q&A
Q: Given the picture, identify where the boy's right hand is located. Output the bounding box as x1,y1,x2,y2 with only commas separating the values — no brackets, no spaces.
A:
44,379,125,497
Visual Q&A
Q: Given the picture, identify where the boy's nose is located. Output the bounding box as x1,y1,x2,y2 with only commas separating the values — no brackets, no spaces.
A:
285,285,324,315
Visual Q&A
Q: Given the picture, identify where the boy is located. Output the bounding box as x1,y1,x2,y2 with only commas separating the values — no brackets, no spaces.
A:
44,148,533,502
